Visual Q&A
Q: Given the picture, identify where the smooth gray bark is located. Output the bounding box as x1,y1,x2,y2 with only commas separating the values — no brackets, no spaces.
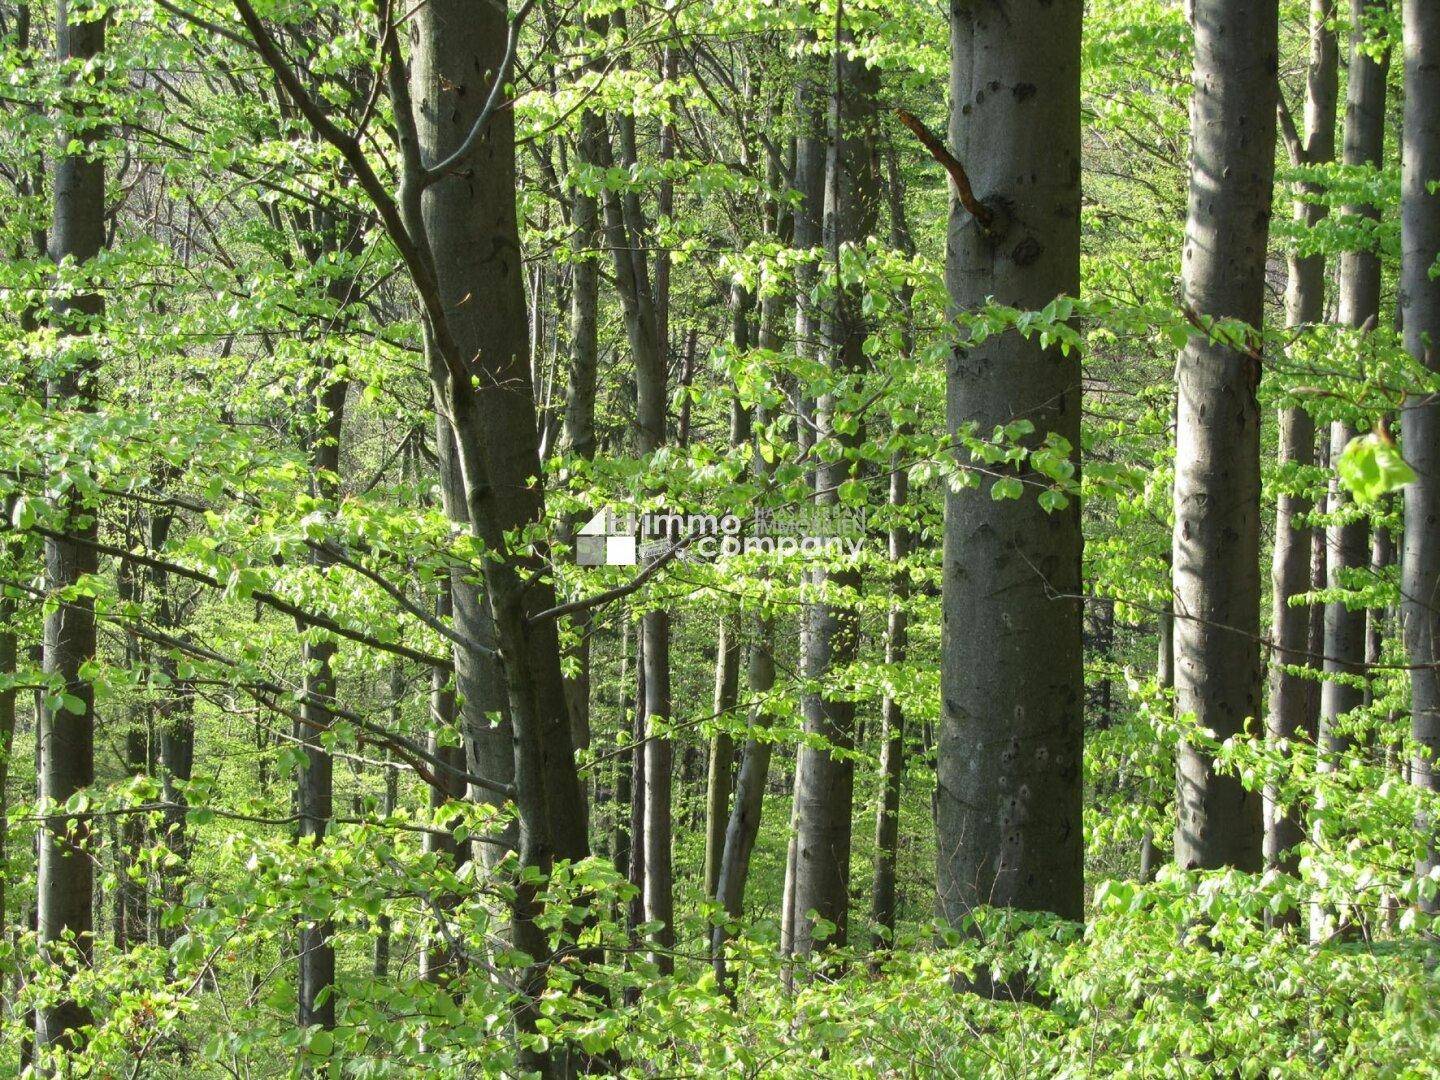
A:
1171,0,1278,872
937,0,1085,926
790,15,880,959
1266,0,1337,874
1400,0,1440,892
1320,0,1390,767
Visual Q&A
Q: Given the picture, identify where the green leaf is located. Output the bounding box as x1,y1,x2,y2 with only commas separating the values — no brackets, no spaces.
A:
991,476,1023,501
1337,433,1415,504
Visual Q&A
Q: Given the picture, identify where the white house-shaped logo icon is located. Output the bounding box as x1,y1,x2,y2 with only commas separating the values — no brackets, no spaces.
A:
576,509,637,566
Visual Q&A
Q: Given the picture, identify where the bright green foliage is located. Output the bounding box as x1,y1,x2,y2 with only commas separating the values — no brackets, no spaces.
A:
0,0,1437,1074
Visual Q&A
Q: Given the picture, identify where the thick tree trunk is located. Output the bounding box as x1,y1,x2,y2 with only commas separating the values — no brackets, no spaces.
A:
1266,0,1338,875
1170,0,1278,873
937,0,1085,929
1400,0,1440,895
37,0,105,1053
406,7,592,1064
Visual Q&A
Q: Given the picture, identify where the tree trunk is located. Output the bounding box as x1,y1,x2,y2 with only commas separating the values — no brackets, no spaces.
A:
37,0,105,1053
1320,0,1389,769
703,615,743,902
871,143,914,947
420,589,467,987
434,418,516,866
560,82,603,757
702,288,754,901
1265,0,1338,876
1400,0,1440,897
937,0,1085,931
1170,0,1278,873
295,309,349,1034
789,7,881,961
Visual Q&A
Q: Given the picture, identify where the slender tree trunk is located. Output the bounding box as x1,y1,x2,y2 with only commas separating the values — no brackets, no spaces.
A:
1170,0,1278,873
702,288,754,900
146,507,192,950
1266,0,1338,876
37,0,105,1053
420,590,467,986
113,549,149,950
372,668,401,979
1320,0,1390,769
870,464,910,944
0,572,16,939
790,6,880,961
780,52,828,960
1400,0,1440,898
561,79,603,757
1141,577,1168,885
871,144,914,947
937,0,1085,934
703,615,743,902
1363,519,1393,711
625,625,645,1002
295,315,349,1032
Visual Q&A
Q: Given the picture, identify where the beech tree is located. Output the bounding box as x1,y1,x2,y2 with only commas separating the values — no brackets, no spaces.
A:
1170,0,1278,873
935,0,1085,929
2,0,1440,1074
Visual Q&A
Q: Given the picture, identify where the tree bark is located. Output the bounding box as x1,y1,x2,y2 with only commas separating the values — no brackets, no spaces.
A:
37,0,105,1053
702,288,754,901
937,0,1085,929
1170,0,1278,873
1320,0,1390,769
789,6,881,961
420,589,467,987
1400,0,1440,897
1265,0,1338,875
871,143,914,946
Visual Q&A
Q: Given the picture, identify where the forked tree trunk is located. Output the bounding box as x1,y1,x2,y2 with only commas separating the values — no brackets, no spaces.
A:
1171,0,1278,873
936,0,1085,932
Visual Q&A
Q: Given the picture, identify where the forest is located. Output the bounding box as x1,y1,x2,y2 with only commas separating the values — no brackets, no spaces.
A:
1,0,1439,1074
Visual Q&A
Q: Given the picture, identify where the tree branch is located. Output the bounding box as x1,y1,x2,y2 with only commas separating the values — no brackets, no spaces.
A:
418,0,538,189
895,108,995,230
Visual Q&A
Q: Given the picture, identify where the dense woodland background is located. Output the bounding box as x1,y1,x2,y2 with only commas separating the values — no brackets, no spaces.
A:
2,0,1440,1074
